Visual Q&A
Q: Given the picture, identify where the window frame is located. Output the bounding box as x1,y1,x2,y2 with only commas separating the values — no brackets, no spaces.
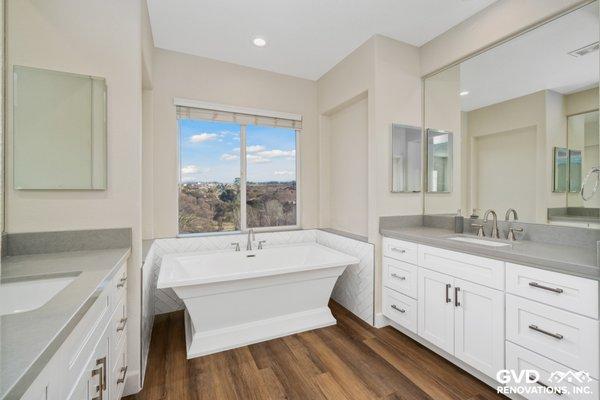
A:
176,111,301,237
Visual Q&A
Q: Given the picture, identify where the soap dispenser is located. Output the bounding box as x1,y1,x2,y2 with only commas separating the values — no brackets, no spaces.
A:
454,209,464,233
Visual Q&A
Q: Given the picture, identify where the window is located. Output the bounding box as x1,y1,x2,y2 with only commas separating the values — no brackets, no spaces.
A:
177,103,300,234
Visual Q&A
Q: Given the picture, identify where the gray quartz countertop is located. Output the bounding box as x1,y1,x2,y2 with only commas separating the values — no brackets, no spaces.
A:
0,247,131,399
380,226,599,281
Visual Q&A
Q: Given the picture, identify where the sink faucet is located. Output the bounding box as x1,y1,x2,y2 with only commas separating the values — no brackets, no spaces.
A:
505,208,518,221
483,209,500,239
246,229,255,251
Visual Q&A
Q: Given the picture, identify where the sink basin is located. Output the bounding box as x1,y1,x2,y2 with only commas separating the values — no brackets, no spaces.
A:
0,275,77,316
448,236,511,247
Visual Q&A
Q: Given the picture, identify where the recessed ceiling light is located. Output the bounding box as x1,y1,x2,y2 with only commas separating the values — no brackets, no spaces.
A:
459,91,470,96
253,37,267,47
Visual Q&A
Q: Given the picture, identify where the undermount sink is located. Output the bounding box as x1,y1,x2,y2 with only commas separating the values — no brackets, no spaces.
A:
0,275,77,316
448,236,511,247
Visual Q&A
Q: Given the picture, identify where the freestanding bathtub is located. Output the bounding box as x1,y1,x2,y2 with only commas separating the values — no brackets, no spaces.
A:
157,242,359,358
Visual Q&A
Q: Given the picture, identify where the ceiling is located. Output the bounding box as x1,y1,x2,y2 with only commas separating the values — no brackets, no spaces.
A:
146,0,497,80
459,2,599,111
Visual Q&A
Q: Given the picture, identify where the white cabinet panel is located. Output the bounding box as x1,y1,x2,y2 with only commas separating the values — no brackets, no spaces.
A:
454,279,504,380
506,263,598,319
418,268,454,354
383,287,418,333
418,245,504,290
382,257,418,298
382,237,418,265
506,341,599,400
506,295,599,379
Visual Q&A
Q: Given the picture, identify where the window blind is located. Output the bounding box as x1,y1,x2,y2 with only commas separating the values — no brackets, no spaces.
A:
175,102,302,130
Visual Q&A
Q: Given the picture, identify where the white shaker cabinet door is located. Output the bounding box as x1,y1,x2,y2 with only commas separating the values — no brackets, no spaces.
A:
453,279,505,381
418,267,455,354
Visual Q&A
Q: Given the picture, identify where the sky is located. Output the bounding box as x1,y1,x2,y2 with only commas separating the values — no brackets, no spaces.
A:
179,119,296,183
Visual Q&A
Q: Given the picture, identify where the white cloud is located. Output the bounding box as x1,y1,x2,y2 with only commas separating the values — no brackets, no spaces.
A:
257,149,296,158
274,170,294,176
189,133,218,143
247,145,266,153
247,154,270,164
220,153,238,161
181,165,200,174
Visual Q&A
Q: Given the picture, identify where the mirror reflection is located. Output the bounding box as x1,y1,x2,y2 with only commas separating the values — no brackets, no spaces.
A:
391,124,421,193
423,2,599,227
427,129,453,193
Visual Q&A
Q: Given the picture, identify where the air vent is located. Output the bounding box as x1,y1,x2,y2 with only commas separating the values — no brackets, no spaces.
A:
568,41,600,57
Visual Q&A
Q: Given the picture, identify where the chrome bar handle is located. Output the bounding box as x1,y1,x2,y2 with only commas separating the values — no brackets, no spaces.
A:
445,283,452,303
391,273,406,280
391,304,405,313
117,365,128,384
529,324,564,340
454,287,461,307
116,276,127,288
98,357,107,390
529,375,564,396
529,282,563,293
117,317,128,332
91,364,103,400
391,247,406,254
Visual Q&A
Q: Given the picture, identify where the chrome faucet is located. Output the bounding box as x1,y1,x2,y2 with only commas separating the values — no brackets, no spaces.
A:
246,229,255,251
483,209,500,239
505,208,518,221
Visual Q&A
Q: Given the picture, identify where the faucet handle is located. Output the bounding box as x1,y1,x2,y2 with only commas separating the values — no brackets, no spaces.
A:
258,240,267,250
231,242,240,251
471,223,485,237
507,227,524,242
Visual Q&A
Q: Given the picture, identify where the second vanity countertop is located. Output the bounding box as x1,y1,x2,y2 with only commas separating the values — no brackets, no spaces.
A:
380,226,599,281
0,247,131,399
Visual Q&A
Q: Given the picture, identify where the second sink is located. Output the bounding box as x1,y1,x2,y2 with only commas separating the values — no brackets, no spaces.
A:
448,236,511,247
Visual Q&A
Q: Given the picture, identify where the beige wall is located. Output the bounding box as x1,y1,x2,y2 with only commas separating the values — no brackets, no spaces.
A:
150,48,319,238
5,0,143,391
565,87,599,116
327,96,368,236
420,0,586,75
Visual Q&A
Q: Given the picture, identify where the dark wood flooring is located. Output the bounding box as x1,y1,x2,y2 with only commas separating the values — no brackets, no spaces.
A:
125,301,507,400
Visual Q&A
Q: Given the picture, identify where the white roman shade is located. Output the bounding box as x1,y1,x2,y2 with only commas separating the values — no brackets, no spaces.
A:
175,98,302,130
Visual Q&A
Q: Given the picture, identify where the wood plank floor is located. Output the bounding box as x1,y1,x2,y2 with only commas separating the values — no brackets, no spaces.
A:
126,301,507,400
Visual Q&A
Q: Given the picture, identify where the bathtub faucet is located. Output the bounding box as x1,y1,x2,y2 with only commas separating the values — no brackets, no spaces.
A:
246,229,255,251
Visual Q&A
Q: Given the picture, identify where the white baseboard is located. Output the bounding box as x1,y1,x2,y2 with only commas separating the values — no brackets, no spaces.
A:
122,369,141,397
373,312,389,328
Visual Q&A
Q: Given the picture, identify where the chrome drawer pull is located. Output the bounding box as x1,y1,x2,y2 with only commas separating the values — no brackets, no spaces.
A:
445,283,452,303
391,304,405,313
454,287,461,307
528,324,564,340
528,282,563,294
117,276,127,288
117,365,128,384
117,317,128,332
391,247,406,254
391,273,406,280
529,375,564,396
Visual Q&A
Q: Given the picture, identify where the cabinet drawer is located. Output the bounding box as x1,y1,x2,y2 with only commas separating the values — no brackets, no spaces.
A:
110,261,128,309
110,294,128,365
506,295,599,378
418,245,504,290
60,290,111,391
383,237,418,265
383,287,417,333
111,340,128,400
383,257,418,298
506,341,599,400
506,263,598,319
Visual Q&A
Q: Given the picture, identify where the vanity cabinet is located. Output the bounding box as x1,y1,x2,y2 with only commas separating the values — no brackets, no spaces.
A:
19,261,129,400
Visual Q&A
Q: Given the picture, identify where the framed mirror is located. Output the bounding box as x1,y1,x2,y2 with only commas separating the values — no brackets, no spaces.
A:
13,65,107,190
426,129,453,193
391,124,421,193
553,147,569,193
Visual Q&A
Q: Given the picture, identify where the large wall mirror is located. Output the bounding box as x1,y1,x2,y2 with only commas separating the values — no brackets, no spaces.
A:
423,1,599,227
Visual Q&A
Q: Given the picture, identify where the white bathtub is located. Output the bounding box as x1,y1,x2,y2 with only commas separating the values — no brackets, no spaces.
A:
157,242,358,358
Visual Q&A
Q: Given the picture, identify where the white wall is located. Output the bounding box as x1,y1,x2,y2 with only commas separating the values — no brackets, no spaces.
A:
150,48,319,238
5,0,143,392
